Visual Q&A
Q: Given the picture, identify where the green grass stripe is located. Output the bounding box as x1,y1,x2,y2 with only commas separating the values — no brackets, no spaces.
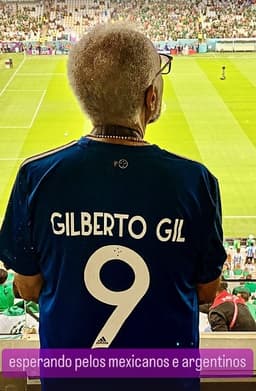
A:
170,57,256,236
147,73,202,163
197,56,256,147
18,56,87,158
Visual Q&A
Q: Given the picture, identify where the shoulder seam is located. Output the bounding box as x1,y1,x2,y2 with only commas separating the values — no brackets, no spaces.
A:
21,141,77,167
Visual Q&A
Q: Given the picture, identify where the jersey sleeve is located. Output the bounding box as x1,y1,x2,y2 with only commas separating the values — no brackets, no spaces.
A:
196,170,227,284
0,165,40,275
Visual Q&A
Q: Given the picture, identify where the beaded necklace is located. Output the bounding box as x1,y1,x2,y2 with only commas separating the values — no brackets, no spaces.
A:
87,133,147,143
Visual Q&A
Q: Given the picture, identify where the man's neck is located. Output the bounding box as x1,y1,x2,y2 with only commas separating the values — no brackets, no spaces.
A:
91,124,143,139
86,124,149,146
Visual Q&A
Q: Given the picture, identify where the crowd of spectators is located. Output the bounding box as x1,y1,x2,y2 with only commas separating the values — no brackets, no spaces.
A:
0,0,45,42
222,236,256,280
0,0,256,43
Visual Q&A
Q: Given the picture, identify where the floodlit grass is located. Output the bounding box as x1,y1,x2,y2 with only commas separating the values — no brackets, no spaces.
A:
0,52,256,238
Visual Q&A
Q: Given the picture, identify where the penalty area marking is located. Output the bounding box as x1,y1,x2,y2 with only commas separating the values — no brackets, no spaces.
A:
0,90,46,129
0,55,26,98
28,90,47,128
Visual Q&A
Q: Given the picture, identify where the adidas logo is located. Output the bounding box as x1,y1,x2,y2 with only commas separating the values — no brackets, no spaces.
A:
96,336,108,345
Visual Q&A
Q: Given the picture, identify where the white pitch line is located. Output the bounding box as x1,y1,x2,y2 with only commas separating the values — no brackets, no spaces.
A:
0,56,26,98
0,88,46,129
0,90,47,129
0,126,30,129
7,89,45,92
17,73,65,76
28,90,47,128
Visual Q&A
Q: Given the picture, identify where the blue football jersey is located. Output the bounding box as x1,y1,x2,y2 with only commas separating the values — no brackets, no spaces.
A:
0,137,226,350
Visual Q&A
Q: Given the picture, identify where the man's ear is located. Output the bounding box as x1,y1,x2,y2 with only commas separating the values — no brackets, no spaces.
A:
145,84,157,112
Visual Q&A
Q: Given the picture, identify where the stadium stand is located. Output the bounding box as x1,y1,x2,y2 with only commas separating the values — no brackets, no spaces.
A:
0,0,256,43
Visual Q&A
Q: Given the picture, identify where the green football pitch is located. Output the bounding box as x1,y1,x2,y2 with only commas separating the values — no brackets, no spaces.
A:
0,52,256,239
